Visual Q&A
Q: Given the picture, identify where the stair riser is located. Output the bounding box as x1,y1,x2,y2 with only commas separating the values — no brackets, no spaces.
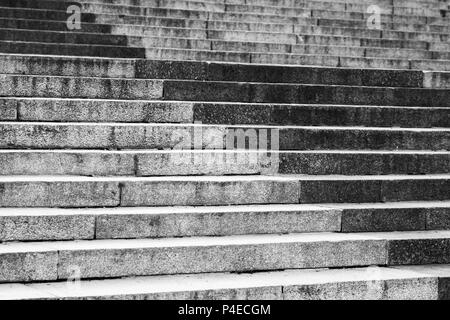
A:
4,0,446,18
22,277,441,300
195,103,450,127
1,29,440,55
3,45,450,72
1,5,448,27
0,208,341,241
299,179,450,203
1,152,450,176
0,240,387,282
2,205,450,241
5,17,450,44
1,57,426,88
0,75,163,99
4,236,450,282
9,99,450,128
7,75,447,105
1,124,448,151
164,81,450,107
279,153,450,175
0,152,276,176
342,207,450,232
2,37,445,62
0,179,448,208
0,180,300,207
0,41,146,58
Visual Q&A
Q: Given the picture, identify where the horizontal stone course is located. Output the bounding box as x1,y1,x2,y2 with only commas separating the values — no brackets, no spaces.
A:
163,80,450,107
2,231,450,282
2,201,450,241
4,97,450,128
1,122,449,151
0,180,121,207
1,0,450,299
2,265,449,300
1,150,450,176
0,75,163,99
0,232,387,281
299,176,450,203
0,175,449,208
1,55,426,87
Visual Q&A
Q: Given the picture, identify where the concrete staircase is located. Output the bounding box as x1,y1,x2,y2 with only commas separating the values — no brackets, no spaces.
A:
1,0,450,300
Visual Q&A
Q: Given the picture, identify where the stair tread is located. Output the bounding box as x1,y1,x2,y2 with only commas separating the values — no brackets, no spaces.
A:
1,174,450,182
1,264,449,300
3,230,450,253
0,200,449,217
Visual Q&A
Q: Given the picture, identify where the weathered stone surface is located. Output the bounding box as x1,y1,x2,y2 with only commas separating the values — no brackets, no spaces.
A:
0,180,120,207
0,210,95,241
341,208,426,232
2,0,450,300
381,179,450,202
0,123,225,150
284,277,437,300
0,54,136,78
95,205,341,238
0,151,135,176
0,251,58,283
423,71,450,89
427,208,450,230
299,179,383,203
0,75,163,99
281,128,448,151
120,177,300,206
388,238,450,265
0,98,16,120
136,58,423,87
279,152,450,175
136,151,278,176
163,80,450,107
15,98,193,123
56,235,386,279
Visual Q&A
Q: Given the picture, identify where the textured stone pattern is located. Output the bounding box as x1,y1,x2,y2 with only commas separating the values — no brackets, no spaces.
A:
0,0,450,301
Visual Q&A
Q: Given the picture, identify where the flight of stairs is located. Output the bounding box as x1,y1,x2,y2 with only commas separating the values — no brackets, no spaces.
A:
1,0,450,300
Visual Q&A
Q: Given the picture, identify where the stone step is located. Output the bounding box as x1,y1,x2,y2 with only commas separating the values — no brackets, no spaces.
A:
114,23,450,43
162,80,450,107
24,1,449,24
0,74,163,99
1,201,450,241
0,17,112,33
3,39,450,69
2,265,450,299
5,27,448,54
0,55,428,87
4,98,449,127
145,47,450,71
1,122,449,151
2,230,450,282
0,204,341,241
5,8,448,50
4,41,450,71
336,201,450,233
2,75,450,105
1,150,449,176
37,0,449,12
0,40,146,58
5,0,446,18
0,175,449,207
317,18,450,34
5,15,450,45
3,5,450,34
2,5,449,28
